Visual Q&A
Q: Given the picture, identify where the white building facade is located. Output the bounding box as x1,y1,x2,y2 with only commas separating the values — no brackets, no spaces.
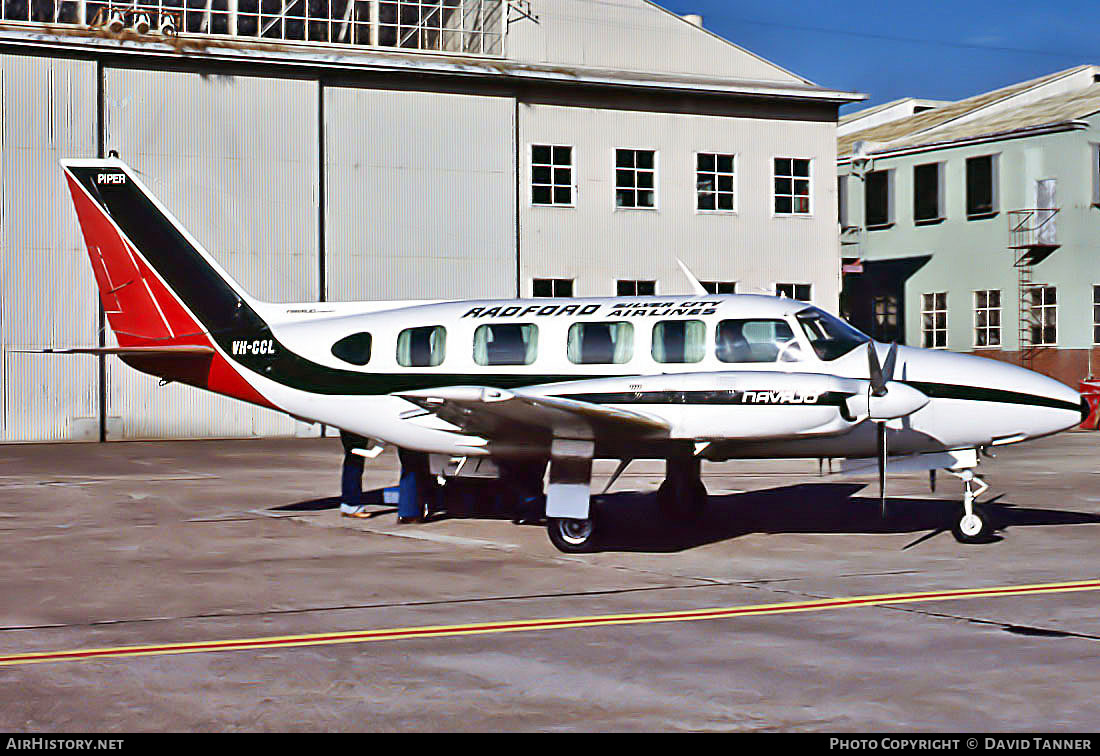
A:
0,0,860,441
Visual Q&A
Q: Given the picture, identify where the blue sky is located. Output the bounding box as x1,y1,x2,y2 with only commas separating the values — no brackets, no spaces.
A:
656,0,1100,114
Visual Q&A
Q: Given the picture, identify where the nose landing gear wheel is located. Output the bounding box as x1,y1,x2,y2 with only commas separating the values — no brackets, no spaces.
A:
548,516,598,553
951,503,993,543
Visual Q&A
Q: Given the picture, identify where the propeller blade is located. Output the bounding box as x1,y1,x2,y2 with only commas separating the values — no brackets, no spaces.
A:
882,341,899,384
867,341,888,397
876,421,888,518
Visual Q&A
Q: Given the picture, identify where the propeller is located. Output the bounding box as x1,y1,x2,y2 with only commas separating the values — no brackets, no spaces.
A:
867,341,899,518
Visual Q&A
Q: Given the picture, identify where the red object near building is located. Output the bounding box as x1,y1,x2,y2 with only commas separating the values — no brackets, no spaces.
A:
1079,379,1100,430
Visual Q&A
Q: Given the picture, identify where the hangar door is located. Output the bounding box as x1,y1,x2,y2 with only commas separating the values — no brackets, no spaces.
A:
324,87,516,302
103,68,319,440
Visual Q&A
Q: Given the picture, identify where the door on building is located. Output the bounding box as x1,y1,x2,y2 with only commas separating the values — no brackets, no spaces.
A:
1035,178,1057,246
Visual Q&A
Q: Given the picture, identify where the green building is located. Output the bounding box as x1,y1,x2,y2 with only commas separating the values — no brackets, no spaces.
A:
837,66,1100,388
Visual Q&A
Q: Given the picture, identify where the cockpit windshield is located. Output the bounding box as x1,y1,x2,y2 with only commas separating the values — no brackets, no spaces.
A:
795,307,870,361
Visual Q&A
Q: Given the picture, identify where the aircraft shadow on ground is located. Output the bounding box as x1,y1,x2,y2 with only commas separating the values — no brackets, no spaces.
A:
280,482,1100,553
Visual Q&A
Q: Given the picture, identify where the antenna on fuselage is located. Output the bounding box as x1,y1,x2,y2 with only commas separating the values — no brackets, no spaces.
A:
675,258,708,296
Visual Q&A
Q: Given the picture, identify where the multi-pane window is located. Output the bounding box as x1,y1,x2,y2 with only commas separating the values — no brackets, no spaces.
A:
701,281,737,294
865,169,893,227
531,145,573,206
696,153,735,211
921,293,948,348
1028,286,1057,346
774,158,811,215
532,279,573,298
974,290,1001,348
1094,285,1100,345
617,280,656,296
871,294,899,343
966,155,998,217
776,283,811,302
615,149,656,209
914,162,944,223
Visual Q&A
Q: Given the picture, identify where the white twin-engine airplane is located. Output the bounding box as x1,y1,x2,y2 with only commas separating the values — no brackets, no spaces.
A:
58,158,1087,552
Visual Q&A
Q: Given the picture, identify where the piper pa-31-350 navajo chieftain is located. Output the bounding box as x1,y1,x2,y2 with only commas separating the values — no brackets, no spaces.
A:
57,158,1088,552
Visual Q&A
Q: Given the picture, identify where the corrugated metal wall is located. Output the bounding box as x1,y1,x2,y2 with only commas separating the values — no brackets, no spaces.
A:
323,87,517,302
103,68,319,439
0,55,100,442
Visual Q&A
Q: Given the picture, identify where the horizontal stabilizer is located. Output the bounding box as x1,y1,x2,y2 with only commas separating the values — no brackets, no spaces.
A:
17,345,216,356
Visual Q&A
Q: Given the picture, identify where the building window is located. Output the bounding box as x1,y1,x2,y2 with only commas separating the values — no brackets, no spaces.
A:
974,290,1001,348
774,158,811,215
1094,285,1100,345
1092,145,1100,207
1028,286,1057,346
838,175,849,228
966,155,998,218
696,153,735,211
396,325,446,367
531,145,573,206
652,320,706,363
473,324,538,366
865,169,893,227
914,162,944,223
776,283,811,302
617,280,656,296
701,281,737,294
615,149,656,209
921,293,948,349
871,294,899,343
532,278,573,298
567,322,634,364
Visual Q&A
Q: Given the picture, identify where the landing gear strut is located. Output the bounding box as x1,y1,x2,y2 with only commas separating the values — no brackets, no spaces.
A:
656,457,707,522
947,468,993,543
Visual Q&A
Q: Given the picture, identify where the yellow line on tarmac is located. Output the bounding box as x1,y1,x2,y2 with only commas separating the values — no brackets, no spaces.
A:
3,579,1097,667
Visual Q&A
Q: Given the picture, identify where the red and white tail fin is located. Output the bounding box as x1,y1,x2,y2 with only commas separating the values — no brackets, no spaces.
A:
61,159,277,409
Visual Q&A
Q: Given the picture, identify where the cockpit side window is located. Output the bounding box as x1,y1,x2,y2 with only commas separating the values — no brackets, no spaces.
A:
397,325,446,367
796,307,870,360
331,332,372,366
716,319,802,363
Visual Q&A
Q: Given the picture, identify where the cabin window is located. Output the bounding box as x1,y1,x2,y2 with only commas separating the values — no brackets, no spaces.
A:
330,332,372,366
532,278,573,298
974,290,1001,348
567,322,634,364
914,162,944,223
921,293,948,349
696,153,735,212
531,145,573,207
716,319,802,363
652,320,705,364
615,149,657,209
701,281,736,294
396,325,446,367
473,324,538,366
617,280,656,296
774,158,811,215
966,155,998,218
776,283,811,302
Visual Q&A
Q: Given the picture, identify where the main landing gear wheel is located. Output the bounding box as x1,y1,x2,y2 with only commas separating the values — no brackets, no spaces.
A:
547,516,599,553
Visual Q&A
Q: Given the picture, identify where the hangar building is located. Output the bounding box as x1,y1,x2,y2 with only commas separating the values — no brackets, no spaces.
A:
0,0,860,442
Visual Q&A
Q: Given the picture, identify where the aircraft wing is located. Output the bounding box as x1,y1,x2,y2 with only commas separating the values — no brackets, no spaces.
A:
395,386,671,441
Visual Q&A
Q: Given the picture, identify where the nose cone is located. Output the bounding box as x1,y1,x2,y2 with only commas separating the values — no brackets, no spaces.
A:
895,346,1083,440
